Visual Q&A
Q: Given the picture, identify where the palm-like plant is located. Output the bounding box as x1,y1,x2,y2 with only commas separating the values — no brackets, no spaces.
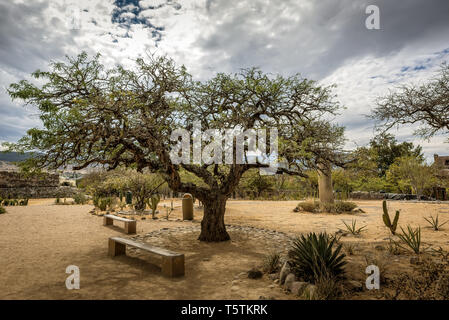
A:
288,232,346,283
342,219,366,236
397,225,421,254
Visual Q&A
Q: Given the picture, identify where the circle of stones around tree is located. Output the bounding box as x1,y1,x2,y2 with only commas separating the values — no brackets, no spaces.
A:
129,224,295,253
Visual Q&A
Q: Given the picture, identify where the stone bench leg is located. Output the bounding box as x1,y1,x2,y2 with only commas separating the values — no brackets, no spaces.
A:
125,221,136,234
161,255,185,277
108,238,126,256
104,216,113,226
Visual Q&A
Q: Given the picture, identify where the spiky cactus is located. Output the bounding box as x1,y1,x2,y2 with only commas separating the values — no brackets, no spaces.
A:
149,194,161,219
382,200,400,235
125,191,132,205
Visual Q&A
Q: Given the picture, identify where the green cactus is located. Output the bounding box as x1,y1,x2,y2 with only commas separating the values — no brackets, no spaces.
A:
382,200,400,235
149,194,161,219
125,191,133,205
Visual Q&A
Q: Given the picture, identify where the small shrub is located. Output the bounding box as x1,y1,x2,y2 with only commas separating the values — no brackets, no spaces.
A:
397,225,421,254
334,201,357,213
424,215,448,231
295,200,358,214
93,196,100,208
55,197,61,204
0,206,6,214
74,192,88,205
288,232,346,283
386,255,449,300
387,238,403,255
314,273,343,300
344,243,357,256
262,251,281,273
342,219,366,236
321,202,336,213
98,197,112,211
295,200,319,213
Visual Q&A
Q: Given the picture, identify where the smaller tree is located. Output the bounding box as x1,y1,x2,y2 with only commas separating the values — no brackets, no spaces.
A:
369,133,424,177
80,169,165,211
387,156,437,199
121,171,165,212
372,63,449,141
240,169,274,198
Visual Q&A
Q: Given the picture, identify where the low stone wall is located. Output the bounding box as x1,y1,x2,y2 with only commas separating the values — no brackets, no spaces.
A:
0,171,79,198
349,191,434,201
0,171,59,188
0,186,78,199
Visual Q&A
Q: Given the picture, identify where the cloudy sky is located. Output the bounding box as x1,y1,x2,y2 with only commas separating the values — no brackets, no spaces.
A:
1,0,448,161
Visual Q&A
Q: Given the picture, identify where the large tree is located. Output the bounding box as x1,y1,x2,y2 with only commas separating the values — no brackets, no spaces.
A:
7,52,345,241
368,133,424,177
372,63,449,140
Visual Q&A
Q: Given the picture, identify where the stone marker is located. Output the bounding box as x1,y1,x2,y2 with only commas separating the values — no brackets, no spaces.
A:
182,193,194,220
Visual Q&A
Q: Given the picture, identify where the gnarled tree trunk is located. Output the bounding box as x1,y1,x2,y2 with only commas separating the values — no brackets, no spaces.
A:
198,195,230,242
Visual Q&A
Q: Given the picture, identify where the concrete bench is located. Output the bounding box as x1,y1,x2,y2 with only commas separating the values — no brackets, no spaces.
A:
108,237,185,277
103,214,136,234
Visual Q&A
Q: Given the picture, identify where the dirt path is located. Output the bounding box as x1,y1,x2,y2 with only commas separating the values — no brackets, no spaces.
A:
0,199,448,299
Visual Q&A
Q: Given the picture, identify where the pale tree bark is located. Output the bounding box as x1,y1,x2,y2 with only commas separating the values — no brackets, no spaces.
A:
317,161,334,208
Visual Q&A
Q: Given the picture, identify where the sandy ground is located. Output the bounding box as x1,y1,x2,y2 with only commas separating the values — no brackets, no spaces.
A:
0,199,448,300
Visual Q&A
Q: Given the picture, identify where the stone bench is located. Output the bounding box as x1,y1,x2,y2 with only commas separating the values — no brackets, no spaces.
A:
103,214,136,234
108,237,185,277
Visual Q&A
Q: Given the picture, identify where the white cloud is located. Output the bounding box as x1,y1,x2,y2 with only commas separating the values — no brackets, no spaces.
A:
0,0,448,162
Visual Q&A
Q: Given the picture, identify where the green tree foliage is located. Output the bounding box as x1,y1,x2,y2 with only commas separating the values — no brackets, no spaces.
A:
334,133,425,194
386,156,437,198
239,169,274,198
369,133,423,177
80,169,165,211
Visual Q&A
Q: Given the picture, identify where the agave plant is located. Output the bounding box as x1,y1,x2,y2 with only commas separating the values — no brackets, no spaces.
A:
342,219,366,236
288,232,347,283
397,225,421,254
424,215,448,231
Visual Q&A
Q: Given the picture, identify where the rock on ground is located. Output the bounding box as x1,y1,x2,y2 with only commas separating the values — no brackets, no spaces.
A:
279,262,291,284
283,273,296,290
289,281,309,296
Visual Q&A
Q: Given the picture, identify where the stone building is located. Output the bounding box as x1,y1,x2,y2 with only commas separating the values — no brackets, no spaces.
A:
0,170,76,198
434,154,449,176
433,154,449,200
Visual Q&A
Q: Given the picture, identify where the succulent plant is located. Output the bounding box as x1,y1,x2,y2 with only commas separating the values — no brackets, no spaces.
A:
382,200,400,235
288,232,346,283
148,194,161,219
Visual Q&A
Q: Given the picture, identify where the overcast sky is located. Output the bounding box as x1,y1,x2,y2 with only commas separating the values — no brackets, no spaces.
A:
1,0,448,160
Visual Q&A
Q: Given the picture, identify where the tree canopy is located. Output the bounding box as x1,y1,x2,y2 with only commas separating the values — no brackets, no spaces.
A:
7,52,345,241
372,63,449,141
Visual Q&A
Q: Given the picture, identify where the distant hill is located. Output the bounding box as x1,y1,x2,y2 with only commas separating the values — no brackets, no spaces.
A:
0,152,33,162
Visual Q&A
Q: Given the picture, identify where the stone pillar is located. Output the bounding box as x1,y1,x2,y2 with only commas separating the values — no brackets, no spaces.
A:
182,193,194,220
317,161,334,206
